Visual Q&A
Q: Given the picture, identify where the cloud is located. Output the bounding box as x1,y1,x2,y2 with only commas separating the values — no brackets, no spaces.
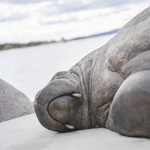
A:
0,14,28,22
0,0,50,4
34,0,150,15
1,0,150,7
0,0,149,44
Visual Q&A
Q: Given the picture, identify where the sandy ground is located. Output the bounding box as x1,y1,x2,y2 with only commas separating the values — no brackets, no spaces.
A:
0,113,150,150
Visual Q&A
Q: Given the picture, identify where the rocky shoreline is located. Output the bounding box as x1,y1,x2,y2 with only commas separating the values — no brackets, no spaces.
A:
0,40,56,51
0,29,119,51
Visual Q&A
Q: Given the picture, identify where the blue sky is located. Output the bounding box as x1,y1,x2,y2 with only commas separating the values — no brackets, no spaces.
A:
0,0,150,44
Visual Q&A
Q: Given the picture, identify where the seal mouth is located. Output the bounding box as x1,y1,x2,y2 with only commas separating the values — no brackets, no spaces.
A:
34,79,82,132
47,93,82,131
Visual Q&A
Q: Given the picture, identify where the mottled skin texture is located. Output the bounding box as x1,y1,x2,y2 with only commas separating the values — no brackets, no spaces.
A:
34,7,150,137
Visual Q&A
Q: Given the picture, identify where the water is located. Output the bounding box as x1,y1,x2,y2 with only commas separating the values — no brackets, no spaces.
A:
0,34,115,101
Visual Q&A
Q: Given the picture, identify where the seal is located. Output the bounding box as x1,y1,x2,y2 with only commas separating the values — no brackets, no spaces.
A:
34,7,150,138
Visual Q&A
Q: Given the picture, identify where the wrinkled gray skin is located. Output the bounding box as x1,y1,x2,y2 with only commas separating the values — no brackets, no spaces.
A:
34,7,150,138
0,79,34,122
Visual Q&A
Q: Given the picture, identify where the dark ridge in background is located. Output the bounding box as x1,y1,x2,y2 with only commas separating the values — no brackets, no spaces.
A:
0,29,119,51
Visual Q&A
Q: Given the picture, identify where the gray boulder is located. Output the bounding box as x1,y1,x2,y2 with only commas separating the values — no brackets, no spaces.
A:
0,78,34,122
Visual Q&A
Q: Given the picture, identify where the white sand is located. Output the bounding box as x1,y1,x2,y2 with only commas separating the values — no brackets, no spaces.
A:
0,113,150,150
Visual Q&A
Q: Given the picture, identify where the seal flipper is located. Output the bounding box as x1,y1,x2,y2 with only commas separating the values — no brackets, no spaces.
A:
106,70,150,138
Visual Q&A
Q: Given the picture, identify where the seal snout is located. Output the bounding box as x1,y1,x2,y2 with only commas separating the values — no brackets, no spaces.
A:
48,94,81,130
34,78,82,132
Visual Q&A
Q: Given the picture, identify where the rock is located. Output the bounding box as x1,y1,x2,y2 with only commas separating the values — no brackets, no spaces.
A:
0,78,34,122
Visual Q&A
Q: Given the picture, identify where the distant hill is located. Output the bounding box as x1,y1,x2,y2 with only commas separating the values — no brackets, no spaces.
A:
68,29,119,41
0,29,119,51
86,29,119,38
0,41,56,51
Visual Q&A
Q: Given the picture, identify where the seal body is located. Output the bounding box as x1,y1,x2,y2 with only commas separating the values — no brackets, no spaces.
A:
34,7,150,137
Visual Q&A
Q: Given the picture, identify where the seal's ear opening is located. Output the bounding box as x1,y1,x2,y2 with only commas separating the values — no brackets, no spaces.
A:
34,79,80,132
